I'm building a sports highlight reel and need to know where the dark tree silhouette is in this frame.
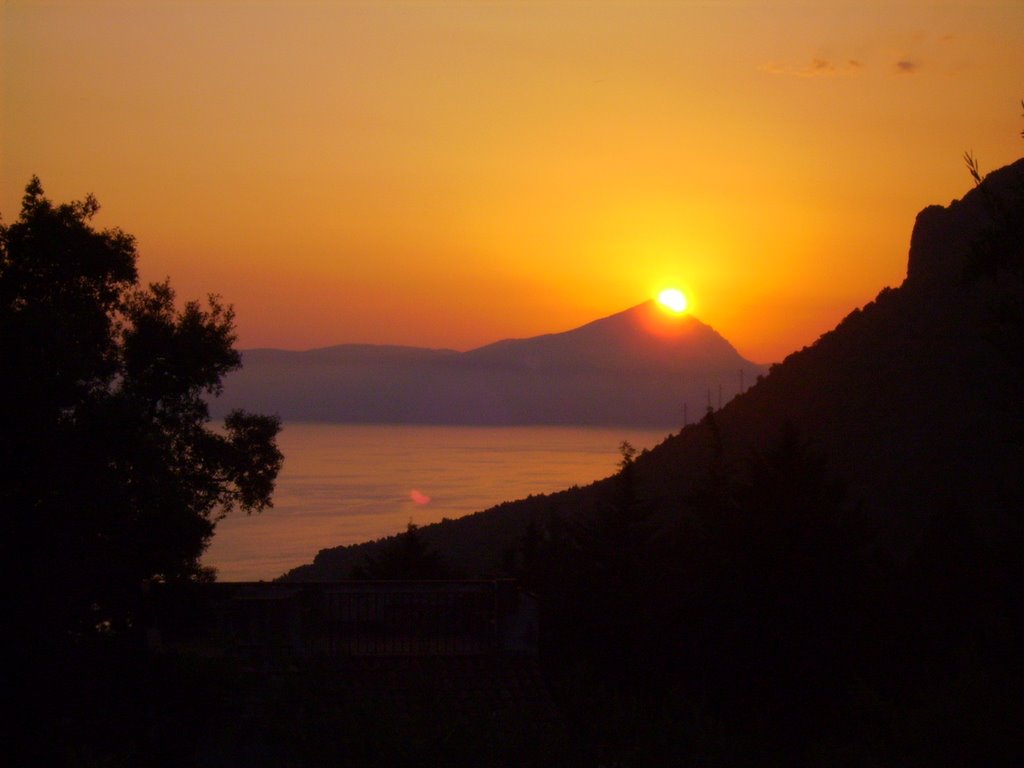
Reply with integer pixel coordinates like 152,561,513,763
1,177,283,637
352,522,453,579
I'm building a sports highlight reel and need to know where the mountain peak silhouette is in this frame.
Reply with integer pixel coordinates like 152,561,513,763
907,157,1024,289
217,302,765,426
463,300,750,372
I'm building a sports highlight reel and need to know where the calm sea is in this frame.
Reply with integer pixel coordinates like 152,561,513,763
203,422,671,581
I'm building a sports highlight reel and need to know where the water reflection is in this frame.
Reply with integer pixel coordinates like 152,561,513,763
204,422,669,580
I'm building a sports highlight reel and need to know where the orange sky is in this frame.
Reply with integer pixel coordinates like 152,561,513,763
2,1,1022,363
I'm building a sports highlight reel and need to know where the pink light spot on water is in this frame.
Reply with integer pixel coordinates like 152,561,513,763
410,489,431,505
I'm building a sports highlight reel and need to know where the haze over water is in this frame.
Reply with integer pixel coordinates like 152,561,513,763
204,422,670,581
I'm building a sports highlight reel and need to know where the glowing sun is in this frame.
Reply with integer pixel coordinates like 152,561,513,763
657,288,688,314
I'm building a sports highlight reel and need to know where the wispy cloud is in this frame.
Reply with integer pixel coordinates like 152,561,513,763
763,53,931,78
762,57,864,78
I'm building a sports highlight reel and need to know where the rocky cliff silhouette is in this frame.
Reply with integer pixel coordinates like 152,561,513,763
216,301,765,427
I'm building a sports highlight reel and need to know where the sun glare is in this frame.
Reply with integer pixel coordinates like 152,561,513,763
657,288,688,314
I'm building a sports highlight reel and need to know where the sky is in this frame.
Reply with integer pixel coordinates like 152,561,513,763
2,1,1022,364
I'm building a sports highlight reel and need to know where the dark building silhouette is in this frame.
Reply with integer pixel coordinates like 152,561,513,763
145,580,557,737
148,579,538,661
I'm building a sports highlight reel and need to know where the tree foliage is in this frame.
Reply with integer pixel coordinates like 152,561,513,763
1,177,282,634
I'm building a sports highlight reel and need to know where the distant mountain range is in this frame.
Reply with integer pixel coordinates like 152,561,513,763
285,156,1024,581
215,301,766,427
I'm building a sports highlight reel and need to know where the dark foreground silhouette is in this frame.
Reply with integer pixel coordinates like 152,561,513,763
11,157,1024,765
2,180,285,763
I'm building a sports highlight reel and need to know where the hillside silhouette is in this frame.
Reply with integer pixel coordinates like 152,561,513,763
285,158,1024,764
290,157,1023,579
215,301,765,427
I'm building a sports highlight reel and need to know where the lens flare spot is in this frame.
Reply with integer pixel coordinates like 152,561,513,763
657,288,688,313
410,489,431,505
